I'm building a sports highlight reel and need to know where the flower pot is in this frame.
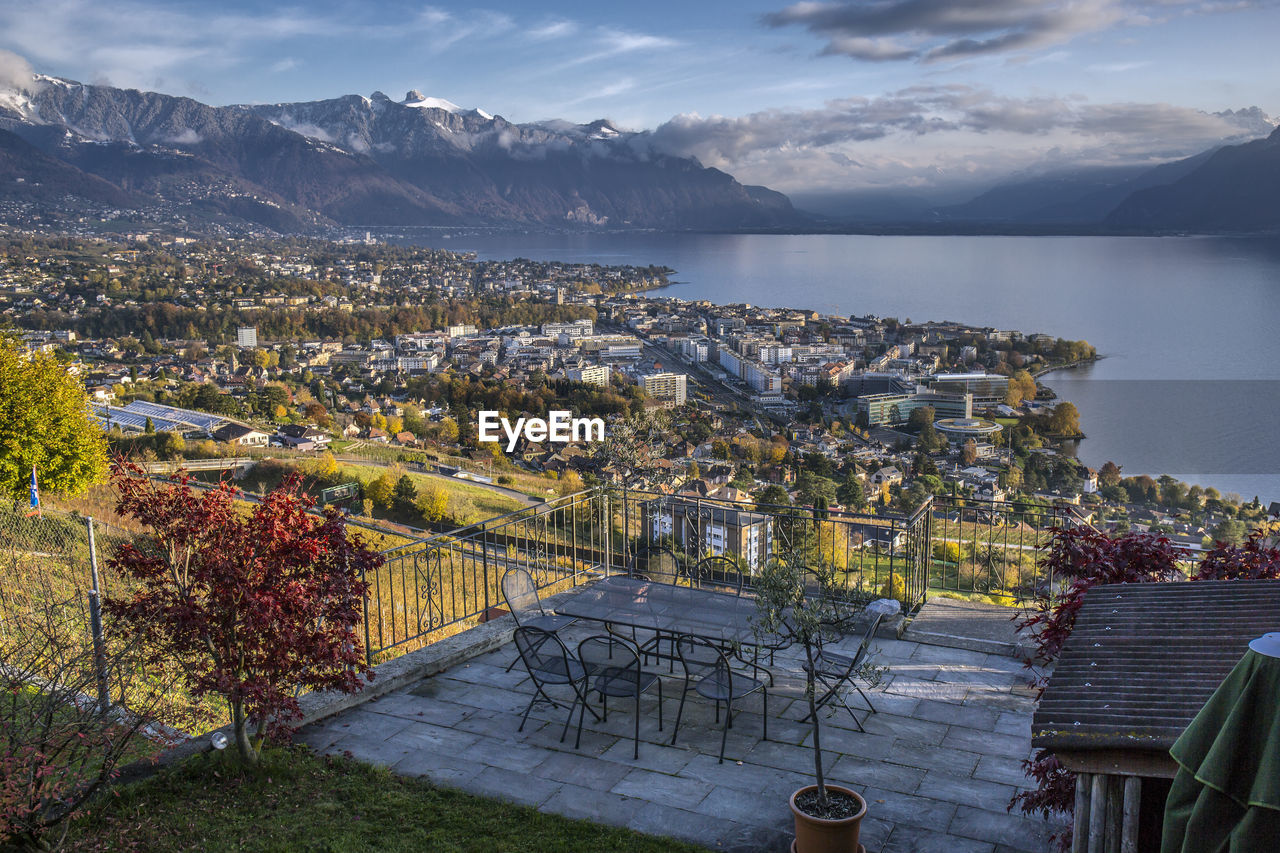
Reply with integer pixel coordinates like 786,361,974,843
789,784,867,853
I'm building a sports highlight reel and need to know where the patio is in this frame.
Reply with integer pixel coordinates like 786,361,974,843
297,587,1065,852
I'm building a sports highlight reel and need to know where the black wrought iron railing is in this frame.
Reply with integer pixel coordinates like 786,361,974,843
360,486,938,662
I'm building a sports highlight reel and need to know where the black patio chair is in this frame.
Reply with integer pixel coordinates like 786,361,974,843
671,634,767,763
502,567,576,671
798,610,885,732
692,555,745,596
620,544,684,656
512,626,595,742
575,635,664,759
627,544,685,584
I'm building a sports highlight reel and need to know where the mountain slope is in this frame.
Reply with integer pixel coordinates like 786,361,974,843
0,78,800,231
1106,126,1280,231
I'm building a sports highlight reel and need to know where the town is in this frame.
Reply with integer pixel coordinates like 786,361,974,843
4,231,1268,553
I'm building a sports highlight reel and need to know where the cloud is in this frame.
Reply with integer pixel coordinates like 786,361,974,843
0,48,36,92
762,0,1259,62
644,86,1276,191
0,0,519,99
527,20,578,40
270,58,299,73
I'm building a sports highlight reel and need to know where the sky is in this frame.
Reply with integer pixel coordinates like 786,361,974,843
1,0,1278,199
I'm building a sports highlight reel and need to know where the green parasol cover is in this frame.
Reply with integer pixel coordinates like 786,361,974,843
1162,645,1280,853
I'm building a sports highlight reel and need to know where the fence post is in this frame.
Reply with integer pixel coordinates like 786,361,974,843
480,522,491,616
85,517,112,713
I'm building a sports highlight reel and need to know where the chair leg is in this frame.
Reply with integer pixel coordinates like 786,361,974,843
718,701,730,763
854,684,877,714
657,680,664,731
671,682,689,745
633,693,641,760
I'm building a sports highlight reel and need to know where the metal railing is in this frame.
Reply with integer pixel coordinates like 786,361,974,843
360,486,937,662
927,494,1092,599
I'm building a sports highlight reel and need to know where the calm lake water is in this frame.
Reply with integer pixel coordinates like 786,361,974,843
389,230,1280,504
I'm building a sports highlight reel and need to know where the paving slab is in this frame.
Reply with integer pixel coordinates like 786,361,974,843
309,593,1062,852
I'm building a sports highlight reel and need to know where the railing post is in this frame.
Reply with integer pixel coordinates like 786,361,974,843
480,522,491,615
362,561,373,666
85,517,112,713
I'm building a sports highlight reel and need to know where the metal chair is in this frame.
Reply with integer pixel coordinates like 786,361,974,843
502,567,576,671
693,555,745,596
628,544,685,584
512,626,593,743
799,611,885,731
671,634,767,763
576,635,664,759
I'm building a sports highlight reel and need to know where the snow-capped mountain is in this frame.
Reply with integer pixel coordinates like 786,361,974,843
0,75,799,231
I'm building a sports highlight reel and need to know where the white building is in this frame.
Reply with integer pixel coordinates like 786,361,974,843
236,327,258,348
641,372,687,408
567,365,612,387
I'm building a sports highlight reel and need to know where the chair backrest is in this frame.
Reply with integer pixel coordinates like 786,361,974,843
675,634,733,690
577,635,644,695
826,610,885,673
629,545,683,585
514,625,574,683
502,568,544,625
693,555,744,596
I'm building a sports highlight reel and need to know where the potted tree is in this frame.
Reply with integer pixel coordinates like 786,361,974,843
752,556,884,853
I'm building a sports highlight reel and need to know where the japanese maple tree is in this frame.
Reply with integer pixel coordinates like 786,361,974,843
105,462,379,764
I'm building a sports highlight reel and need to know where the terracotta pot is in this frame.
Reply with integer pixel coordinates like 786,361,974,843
789,784,867,853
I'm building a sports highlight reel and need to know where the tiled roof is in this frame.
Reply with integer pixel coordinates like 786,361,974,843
1033,579,1280,753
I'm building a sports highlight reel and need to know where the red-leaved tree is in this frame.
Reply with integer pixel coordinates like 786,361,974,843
1193,533,1280,580
105,462,379,764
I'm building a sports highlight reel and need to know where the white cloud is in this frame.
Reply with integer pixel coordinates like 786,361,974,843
645,86,1277,191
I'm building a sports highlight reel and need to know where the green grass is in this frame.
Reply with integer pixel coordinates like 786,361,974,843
338,463,529,524
67,748,707,853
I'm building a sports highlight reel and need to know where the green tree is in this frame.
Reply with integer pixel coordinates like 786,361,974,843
754,484,792,510
836,472,866,510
0,336,108,502
1046,402,1082,436
392,474,418,513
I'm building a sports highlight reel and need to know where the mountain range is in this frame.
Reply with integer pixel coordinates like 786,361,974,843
0,77,797,232
0,74,1277,234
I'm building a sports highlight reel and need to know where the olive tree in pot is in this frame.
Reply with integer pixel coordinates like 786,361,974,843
752,556,885,853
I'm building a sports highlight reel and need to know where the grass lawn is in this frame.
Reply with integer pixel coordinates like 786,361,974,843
68,748,707,853
338,463,529,523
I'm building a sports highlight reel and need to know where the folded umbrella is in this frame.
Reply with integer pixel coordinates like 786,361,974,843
1162,632,1280,853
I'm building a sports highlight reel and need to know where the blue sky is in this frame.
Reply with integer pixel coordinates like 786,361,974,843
1,0,1278,195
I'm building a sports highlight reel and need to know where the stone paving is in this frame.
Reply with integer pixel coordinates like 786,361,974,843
299,610,1066,852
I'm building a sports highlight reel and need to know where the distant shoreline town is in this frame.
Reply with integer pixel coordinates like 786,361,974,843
4,229,1269,551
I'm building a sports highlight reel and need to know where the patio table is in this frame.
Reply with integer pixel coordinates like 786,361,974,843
556,575,764,647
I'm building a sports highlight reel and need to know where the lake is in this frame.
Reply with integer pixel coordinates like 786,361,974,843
388,229,1280,504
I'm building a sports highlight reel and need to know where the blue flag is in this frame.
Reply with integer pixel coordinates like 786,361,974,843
28,466,38,511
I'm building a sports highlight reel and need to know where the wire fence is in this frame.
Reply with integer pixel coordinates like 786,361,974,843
0,502,212,731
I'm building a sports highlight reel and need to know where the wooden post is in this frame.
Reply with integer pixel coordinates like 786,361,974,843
1121,776,1142,853
1088,773,1108,853
1104,775,1123,853
1073,773,1093,853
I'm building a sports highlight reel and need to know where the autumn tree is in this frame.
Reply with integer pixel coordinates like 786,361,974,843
105,465,378,765
0,335,108,502
416,484,450,522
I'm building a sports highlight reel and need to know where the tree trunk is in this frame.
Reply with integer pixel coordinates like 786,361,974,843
804,641,827,808
231,698,257,765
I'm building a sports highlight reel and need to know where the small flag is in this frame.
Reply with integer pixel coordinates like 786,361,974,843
25,466,40,517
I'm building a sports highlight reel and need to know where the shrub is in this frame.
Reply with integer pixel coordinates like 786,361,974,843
106,462,379,765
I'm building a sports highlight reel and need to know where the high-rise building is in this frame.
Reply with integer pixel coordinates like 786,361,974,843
642,372,687,408
236,327,258,348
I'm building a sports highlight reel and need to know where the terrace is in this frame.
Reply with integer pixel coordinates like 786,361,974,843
305,489,1074,851
2,487,1078,850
